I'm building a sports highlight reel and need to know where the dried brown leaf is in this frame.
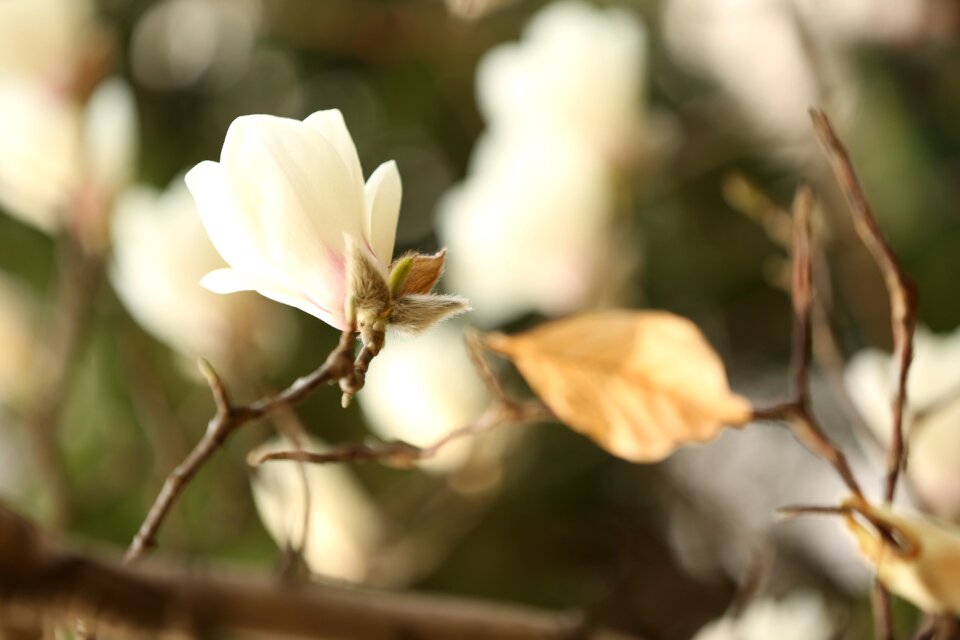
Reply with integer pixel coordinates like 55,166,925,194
845,499,960,615
485,310,751,462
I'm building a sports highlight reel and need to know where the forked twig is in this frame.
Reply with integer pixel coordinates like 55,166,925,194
124,330,359,563
810,109,917,505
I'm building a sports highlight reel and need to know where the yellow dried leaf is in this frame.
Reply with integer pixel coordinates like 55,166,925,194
845,499,960,615
486,310,751,462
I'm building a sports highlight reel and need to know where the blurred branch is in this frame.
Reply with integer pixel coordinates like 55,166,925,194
809,108,918,505
0,502,640,640
752,186,863,500
255,399,551,468
26,236,104,528
124,329,362,563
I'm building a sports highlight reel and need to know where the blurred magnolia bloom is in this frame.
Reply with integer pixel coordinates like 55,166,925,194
0,273,37,405
477,1,648,162
131,0,262,91
358,323,490,473
187,109,466,341
439,133,615,325
111,178,292,370
0,76,138,242
663,0,840,150
0,0,134,243
792,0,929,44
250,436,384,582
438,1,650,325
665,397,876,590
845,326,960,519
0,0,95,80
693,591,834,640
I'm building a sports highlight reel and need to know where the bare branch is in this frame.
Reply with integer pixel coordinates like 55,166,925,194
790,185,815,402
124,329,359,564
0,503,640,640
810,109,918,505
255,400,552,469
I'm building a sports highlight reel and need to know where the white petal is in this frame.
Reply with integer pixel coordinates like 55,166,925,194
202,268,347,330
364,160,401,265
185,160,271,275
220,114,364,283
303,109,365,192
199,267,256,294
83,77,139,196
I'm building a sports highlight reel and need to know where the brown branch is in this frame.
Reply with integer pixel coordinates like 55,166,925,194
809,109,918,505
254,400,552,469
123,329,359,564
26,238,104,528
791,186,815,402
751,185,864,499
0,503,640,640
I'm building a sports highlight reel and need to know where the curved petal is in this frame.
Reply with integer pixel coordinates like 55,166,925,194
364,160,401,265
220,114,364,279
201,268,347,330
303,109,365,193
186,160,271,275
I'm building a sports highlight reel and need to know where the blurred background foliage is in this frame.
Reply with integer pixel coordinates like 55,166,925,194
2,0,960,637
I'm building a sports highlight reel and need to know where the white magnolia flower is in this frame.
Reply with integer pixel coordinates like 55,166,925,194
439,133,614,325
358,323,490,472
186,109,467,342
693,592,834,640
111,178,292,370
663,0,836,149
477,0,647,161
250,436,383,582
0,77,139,238
0,0,94,80
0,0,136,239
846,326,960,518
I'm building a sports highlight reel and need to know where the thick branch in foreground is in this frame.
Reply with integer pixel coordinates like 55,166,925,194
124,330,358,563
810,109,917,505
0,504,638,640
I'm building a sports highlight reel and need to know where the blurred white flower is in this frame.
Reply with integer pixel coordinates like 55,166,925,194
663,0,833,150
438,1,648,325
186,109,403,331
111,177,292,370
359,323,490,472
477,0,647,161
440,133,614,325
0,273,37,405
0,0,94,80
131,0,262,91
663,0,930,151
0,0,135,241
0,77,139,240
693,591,834,640
845,326,960,518
250,435,384,582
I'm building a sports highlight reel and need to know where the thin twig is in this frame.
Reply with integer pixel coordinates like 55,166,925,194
255,400,552,469
123,330,359,564
751,186,864,499
810,109,918,505
26,239,104,528
790,186,815,402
